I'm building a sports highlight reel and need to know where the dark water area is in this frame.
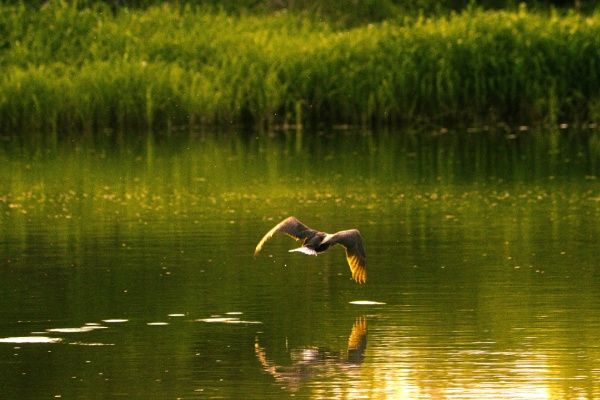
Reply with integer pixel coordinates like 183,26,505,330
1,127,599,399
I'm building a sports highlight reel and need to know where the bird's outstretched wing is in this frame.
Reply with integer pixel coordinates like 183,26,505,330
323,229,367,284
254,217,316,258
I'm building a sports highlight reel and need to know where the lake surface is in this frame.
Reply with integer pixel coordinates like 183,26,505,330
1,127,599,399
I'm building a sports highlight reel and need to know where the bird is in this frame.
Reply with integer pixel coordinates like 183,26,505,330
254,216,367,284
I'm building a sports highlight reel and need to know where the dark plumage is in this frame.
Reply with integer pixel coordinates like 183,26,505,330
254,216,367,284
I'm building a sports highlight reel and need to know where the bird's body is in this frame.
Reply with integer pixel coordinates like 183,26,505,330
254,217,367,284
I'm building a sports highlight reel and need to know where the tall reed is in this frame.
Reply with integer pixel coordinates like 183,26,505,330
1,1,600,134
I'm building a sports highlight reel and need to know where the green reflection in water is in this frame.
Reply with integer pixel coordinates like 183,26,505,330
2,128,598,255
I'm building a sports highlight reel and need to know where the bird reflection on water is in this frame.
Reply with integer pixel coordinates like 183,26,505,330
254,317,368,391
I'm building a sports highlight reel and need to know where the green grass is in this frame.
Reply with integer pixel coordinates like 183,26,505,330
1,1,600,134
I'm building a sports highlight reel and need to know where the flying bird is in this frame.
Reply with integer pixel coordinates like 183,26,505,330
254,216,367,284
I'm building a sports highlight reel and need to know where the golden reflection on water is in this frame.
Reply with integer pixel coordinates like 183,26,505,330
254,312,593,399
352,310,599,399
370,350,554,399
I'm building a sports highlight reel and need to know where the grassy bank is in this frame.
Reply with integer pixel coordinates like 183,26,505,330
1,1,600,133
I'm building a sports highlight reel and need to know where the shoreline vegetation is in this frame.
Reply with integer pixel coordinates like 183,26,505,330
1,1,600,134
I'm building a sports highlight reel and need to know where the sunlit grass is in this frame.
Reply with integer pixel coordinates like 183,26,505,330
1,1,600,132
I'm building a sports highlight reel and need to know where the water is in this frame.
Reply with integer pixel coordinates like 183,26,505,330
1,127,599,399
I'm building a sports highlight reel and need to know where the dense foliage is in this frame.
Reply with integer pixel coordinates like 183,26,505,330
1,1,599,133
3,0,599,17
